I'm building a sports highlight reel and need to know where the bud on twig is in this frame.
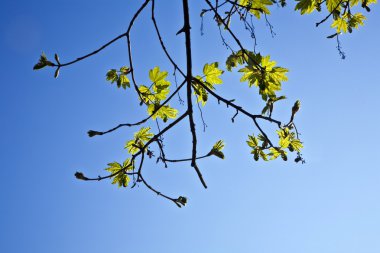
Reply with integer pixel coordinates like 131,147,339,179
75,172,89,180
177,196,187,206
54,67,60,78
54,53,60,65
289,100,301,124
87,130,103,137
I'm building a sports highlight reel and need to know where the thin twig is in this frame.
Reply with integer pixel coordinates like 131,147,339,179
88,79,186,136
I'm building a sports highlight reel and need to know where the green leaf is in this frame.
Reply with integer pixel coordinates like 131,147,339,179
120,66,130,74
139,67,171,105
226,50,250,71
125,139,142,155
149,66,170,87
348,13,366,29
268,147,282,160
125,127,154,155
139,85,156,104
122,158,134,170
193,78,208,106
239,0,273,19
272,95,286,102
134,127,154,142
261,104,271,115
107,162,122,170
238,52,288,101
209,140,225,159
252,148,260,161
247,134,259,148
105,162,130,188
106,66,131,89
106,69,118,83
148,103,178,122
329,11,367,34
331,16,348,33
289,139,304,152
277,128,291,149
192,63,223,106
153,86,170,101
203,62,224,86
118,74,130,89
326,0,341,12
295,0,316,14
259,150,268,161
33,52,53,70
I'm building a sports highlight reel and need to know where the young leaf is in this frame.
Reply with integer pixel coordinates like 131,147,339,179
331,16,348,33
239,0,273,19
105,162,130,188
33,52,54,70
118,74,130,89
125,127,154,154
208,140,225,159
147,103,178,122
247,134,259,148
289,139,304,152
268,147,282,160
106,69,118,83
149,67,170,91
134,127,154,142
295,0,316,14
203,62,224,86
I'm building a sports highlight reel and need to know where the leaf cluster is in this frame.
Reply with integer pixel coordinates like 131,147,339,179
247,126,303,162
193,62,224,106
139,67,178,122
125,127,154,155
208,140,225,159
105,159,134,188
106,66,131,89
295,0,376,36
226,50,288,101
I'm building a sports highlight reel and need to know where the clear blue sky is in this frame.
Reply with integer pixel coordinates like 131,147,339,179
1,1,380,253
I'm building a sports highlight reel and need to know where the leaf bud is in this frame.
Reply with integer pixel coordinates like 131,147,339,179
87,130,103,137
177,196,187,206
292,100,301,115
75,172,88,180
54,53,60,64
54,67,60,79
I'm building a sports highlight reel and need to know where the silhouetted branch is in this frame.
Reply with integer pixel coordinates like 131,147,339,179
204,0,263,70
88,79,186,137
151,0,186,78
163,154,211,163
316,0,344,27
51,0,151,68
182,0,208,189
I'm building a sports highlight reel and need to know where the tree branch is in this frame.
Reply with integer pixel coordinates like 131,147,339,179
182,0,208,189
88,79,186,137
51,0,151,68
151,0,186,78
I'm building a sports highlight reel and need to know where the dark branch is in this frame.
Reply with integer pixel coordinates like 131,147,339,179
52,0,151,68
151,0,186,78
88,79,186,137
182,0,208,189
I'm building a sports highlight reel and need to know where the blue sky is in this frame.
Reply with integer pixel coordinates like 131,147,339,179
1,1,380,253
